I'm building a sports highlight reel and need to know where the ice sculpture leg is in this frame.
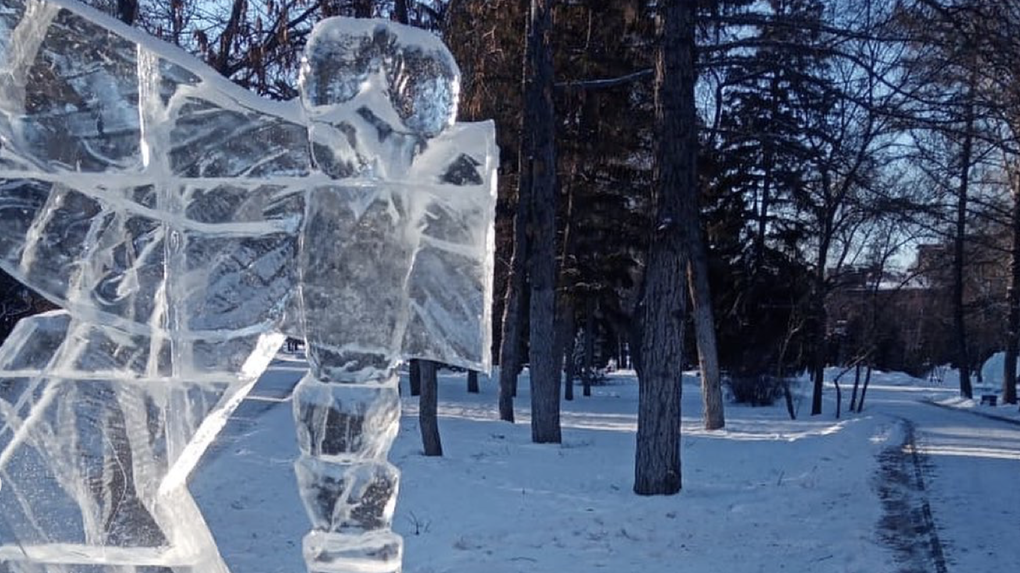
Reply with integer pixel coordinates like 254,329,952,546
292,186,415,573
0,311,278,572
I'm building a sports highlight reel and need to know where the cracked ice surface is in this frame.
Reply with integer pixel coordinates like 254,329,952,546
0,1,497,572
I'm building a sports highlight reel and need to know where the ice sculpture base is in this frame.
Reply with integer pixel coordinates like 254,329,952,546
303,530,403,573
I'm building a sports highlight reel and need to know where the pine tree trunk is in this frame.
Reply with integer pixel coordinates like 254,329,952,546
634,0,693,497
409,359,421,396
954,102,975,400
467,370,479,393
419,360,443,456
525,0,560,444
687,231,724,430
1004,174,1020,405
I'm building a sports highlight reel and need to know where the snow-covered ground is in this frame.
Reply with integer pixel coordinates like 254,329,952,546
191,355,1020,573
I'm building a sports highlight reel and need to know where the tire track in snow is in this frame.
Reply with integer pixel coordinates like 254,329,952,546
875,419,948,573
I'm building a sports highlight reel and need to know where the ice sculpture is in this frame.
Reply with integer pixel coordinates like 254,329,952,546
0,1,497,572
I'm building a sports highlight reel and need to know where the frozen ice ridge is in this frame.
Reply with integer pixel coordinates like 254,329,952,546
0,1,497,572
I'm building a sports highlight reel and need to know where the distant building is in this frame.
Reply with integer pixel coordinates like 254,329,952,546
826,234,1008,377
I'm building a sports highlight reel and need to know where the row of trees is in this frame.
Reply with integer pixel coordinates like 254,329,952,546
1,0,1016,495
448,0,1020,493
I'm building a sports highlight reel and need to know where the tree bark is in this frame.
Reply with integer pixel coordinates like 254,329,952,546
393,0,409,24
1004,170,1020,405
583,298,595,397
497,226,524,421
116,0,138,25
753,74,780,269
850,362,862,412
495,1,538,424
467,370,480,394
525,0,560,444
856,363,873,413
687,230,724,430
556,297,576,401
565,312,580,399
354,0,373,18
419,360,443,456
810,172,834,416
409,359,421,396
953,99,975,400
215,0,247,75
809,269,828,415
634,0,693,497
833,374,842,419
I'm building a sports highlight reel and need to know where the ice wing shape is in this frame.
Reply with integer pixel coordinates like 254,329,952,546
400,122,497,371
0,2,306,569
0,0,497,371
0,0,309,342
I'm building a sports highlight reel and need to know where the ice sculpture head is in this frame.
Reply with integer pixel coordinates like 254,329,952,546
299,19,459,138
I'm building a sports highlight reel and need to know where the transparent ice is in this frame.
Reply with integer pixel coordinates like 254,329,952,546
0,1,497,572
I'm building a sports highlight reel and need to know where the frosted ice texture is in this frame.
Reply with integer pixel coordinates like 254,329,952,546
0,1,497,572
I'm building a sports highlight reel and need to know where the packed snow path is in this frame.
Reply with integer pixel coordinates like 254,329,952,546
866,383,1020,573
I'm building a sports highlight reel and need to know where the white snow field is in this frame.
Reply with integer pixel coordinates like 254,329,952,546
192,355,1020,573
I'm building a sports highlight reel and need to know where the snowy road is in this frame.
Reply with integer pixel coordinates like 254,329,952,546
867,384,1020,573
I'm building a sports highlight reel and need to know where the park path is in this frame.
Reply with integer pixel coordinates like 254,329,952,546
868,385,1020,573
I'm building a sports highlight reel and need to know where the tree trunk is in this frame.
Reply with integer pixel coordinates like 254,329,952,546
116,0,138,25
687,231,724,430
495,0,538,424
555,296,576,401
393,0,409,24
354,0,373,18
409,359,421,396
754,74,779,268
782,380,796,420
497,231,525,421
1004,170,1020,405
856,363,873,413
524,0,560,444
953,97,975,400
809,258,829,415
419,360,443,456
583,299,595,397
634,0,693,497
850,363,861,412
467,370,479,394
555,170,578,403
833,375,842,419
